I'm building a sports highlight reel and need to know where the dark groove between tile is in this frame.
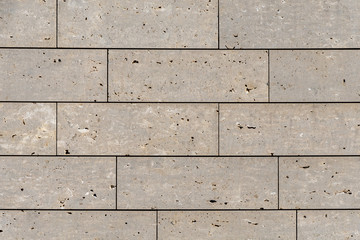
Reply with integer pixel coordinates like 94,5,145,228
1,101,360,104
0,208,357,211
1,155,360,157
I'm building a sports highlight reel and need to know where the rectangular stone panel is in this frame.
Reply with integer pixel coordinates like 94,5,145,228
298,210,360,239
0,49,107,101
0,157,116,209
220,104,360,155
0,0,56,47
0,211,156,239
117,157,277,209
271,50,360,102
220,0,360,48
158,211,296,239
0,103,56,155
279,157,360,209
58,0,218,48
109,50,268,102
58,103,218,155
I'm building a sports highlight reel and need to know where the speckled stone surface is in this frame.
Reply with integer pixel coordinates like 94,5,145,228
220,0,360,48
280,157,360,209
117,157,277,209
0,211,156,239
109,50,268,102
0,157,116,209
58,103,218,155
0,0,56,47
298,210,360,239
0,103,56,155
220,104,360,155
58,0,218,48
0,49,107,101
158,211,296,239
271,50,360,102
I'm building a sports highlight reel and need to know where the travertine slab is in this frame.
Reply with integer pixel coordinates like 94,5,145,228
58,104,218,155
0,103,56,155
299,211,360,239
117,157,277,209
158,211,296,239
220,104,360,155
109,50,268,102
0,157,116,209
0,49,107,101
0,211,155,239
0,0,56,47
280,157,360,209
271,50,360,102
58,0,217,48
220,0,360,48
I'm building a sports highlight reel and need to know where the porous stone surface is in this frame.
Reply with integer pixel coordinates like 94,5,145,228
220,104,360,155
109,50,268,102
0,49,107,101
58,103,218,155
0,211,156,239
158,211,296,239
117,157,277,209
0,103,56,155
0,157,116,209
58,0,218,48
271,50,360,102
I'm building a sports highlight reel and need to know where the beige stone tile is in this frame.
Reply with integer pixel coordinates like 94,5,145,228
220,104,360,155
299,210,360,239
0,0,56,47
58,0,217,48
109,50,268,102
0,103,56,155
0,157,116,209
271,50,360,102
117,157,277,209
0,211,156,239
158,211,296,239
220,0,360,48
58,103,218,155
0,49,107,101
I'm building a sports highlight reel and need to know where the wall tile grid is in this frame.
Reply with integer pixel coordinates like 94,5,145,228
0,0,359,239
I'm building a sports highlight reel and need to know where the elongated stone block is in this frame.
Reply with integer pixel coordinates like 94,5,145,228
109,50,268,102
271,50,360,102
0,211,156,239
220,104,360,155
58,103,218,155
0,0,56,47
58,0,217,48
117,157,277,209
0,49,107,101
158,211,296,239
0,157,116,209
0,103,56,155
220,0,360,48
299,210,360,239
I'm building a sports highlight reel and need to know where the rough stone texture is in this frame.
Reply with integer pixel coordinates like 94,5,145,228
58,103,218,155
158,211,296,239
220,104,360,155
0,0,56,47
280,157,360,209
0,211,156,239
0,157,116,209
109,50,268,102
58,0,218,48
298,210,360,239
117,157,277,209
220,0,360,48
0,49,107,101
0,103,56,155
271,50,360,102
